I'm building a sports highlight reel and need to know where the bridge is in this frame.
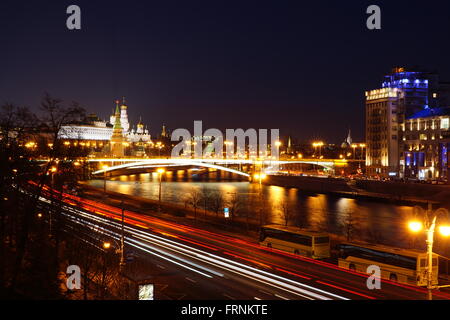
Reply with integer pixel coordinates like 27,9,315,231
88,158,348,178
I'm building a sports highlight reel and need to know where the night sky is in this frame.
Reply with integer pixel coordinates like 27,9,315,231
1,0,450,143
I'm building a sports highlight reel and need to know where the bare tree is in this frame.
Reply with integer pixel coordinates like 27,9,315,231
341,210,359,242
210,191,225,217
278,200,294,227
186,188,202,220
227,193,242,221
199,186,211,216
9,94,85,293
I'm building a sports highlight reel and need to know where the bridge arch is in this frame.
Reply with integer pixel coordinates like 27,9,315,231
92,159,251,178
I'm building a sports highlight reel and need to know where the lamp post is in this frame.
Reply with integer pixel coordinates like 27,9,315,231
408,203,450,300
102,165,109,195
49,166,57,236
318,142,324,158
156,142,164,157
359,143,366,161
253,171,267,227
275,141,282,156
351,144,358,160
119,200,126,272
157,168,165,212
312,141,324,158
224,141,233,158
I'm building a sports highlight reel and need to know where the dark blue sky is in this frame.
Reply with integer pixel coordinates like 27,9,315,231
1,0,450,143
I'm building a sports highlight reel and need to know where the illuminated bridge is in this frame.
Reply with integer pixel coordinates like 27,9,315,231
88,158,348,178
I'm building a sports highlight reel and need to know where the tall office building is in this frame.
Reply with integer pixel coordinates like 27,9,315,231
365,67,443,177
365,87,401,176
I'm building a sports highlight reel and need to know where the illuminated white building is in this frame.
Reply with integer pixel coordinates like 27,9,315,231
59,114,113,141
128,117,151,143
59,99,151,145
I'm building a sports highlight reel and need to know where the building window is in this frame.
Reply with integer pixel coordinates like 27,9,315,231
441,118,449,130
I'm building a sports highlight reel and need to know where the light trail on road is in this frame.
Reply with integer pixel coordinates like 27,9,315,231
55,199,349,300
29,183,450,300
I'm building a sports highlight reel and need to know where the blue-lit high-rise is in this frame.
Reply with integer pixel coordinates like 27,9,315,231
365,67,449,178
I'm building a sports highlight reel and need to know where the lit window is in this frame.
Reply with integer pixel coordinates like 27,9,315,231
441,118,449,130
433,93,437,98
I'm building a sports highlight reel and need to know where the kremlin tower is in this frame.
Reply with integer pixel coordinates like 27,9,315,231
110,101,125,157
120,97,130,134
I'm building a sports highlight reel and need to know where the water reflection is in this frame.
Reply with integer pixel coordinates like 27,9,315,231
89,174,421,248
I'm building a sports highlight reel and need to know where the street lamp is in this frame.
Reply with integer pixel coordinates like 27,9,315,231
103,241,111,250
312,142,324,158
253,168,267,226
48,166,57,236
351,144,358,160
157,168,165,212
359,143,366,161
224,141,233,158
156,142,164,157
119,200,126,271
274,141,282,159
102,165,109,195
408,203,450,300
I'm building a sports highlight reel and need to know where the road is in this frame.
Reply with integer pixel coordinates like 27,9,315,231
38,187,450,300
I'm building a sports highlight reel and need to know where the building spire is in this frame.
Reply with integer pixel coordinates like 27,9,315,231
114,100,120,116
346,129,352,145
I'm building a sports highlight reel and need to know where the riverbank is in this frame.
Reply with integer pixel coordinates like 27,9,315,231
265,175,450,206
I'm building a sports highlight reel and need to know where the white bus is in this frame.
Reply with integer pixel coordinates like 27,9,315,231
337,242,438,286
259,225,330,259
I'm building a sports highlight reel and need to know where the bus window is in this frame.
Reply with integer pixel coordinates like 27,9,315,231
420,258,438,267
314,236,329,244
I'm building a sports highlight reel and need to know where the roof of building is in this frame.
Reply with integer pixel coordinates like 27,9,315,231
407,106,450,119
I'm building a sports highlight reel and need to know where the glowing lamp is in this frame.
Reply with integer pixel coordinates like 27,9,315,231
408,221,423,233
439,225,450,237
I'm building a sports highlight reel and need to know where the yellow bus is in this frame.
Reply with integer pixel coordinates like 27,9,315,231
337,242,438,286
259,225,330,259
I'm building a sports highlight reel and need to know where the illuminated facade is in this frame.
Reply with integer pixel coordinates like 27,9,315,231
60,100,151,142
128,117,151,143
365,87,401,176
366,67,450,178
402,107,450,180
58,99,152,156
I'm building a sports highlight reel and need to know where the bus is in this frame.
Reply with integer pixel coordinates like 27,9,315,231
259,225,330,259
337,242,438,286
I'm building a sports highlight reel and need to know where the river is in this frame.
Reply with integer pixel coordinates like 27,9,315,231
85,172,441,251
